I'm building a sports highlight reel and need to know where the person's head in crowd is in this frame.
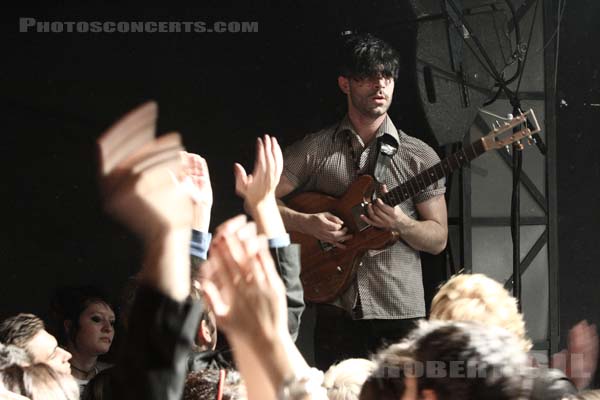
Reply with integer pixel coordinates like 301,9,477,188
565,390,600,399
324,358,376,400
0,314,71,374
430,273,533,352
0,363,78,400
337,33,400,119
0,343,31,370
190,279,217,352
51,286,115,379
360,320,532,400
183,369,244,400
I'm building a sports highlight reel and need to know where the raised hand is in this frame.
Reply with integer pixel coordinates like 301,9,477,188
97,102,193,300
567,320,598,389
234,135,283,208
201,215,288,343
234,135,286,238
179,151,212,231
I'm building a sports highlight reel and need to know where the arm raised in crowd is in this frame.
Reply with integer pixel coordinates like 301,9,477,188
97,102,202,400
202,215,326,400
233,134,304,339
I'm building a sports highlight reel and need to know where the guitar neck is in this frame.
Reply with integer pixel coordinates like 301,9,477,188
380,138,487,207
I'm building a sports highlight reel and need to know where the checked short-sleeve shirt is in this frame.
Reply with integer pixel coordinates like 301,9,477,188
283,115,445,320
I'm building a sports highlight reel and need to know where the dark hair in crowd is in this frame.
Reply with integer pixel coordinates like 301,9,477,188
50,285,113,346
338,33,400,80
361,321,532,400
410,321,531,400
183,369,242,400
0,313,44,349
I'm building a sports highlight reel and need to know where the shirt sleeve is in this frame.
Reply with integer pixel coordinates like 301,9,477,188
190,230,211,260
282,132,322,190
405,138,446,204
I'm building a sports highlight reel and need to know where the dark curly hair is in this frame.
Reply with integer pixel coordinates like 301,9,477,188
338,33,400,80
183,369,242,400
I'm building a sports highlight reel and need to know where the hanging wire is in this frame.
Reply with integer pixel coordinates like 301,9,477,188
501,0,523,86
515,0,541,96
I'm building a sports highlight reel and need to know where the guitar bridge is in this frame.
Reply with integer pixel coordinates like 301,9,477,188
351,203,370,232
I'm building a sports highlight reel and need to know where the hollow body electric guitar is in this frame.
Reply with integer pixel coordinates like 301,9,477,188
288,110,541,303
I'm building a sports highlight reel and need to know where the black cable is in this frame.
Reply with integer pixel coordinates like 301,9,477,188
502,0,524,85
516,0,541,96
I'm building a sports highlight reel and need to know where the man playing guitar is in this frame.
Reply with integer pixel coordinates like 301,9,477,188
275,33,448,370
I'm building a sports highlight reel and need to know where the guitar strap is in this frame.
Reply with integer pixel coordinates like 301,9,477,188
373,133,399,184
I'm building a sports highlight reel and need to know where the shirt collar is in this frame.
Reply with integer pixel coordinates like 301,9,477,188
337,114,401,146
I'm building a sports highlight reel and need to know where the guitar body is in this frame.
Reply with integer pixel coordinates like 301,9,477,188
288,175,397,303
286,109,541,303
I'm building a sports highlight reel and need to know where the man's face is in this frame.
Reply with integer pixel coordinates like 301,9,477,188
339,74,395,119
26,329,72,374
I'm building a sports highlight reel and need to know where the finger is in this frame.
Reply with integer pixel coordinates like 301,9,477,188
360,212,382,228
236,223,260,263
263,134,274,174
254,136,266,175
216,234,251,284
248,238,270,284
197,156,210,179
256,241,280,289
329,227,350,238
236,221,258,242
233,163,249,197
321,219,343,231
374,198,395,215
381,184,389,194
209,240,240,288
272,136,284,178
214,214,248,239
201,280,229,321
324,213,344,226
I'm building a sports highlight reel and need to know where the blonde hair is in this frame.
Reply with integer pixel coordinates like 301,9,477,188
0,363,78,400
323,358,376,400
430,273,532,352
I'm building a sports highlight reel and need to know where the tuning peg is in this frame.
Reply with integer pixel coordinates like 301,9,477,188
507,113,514,120
505,144,511,154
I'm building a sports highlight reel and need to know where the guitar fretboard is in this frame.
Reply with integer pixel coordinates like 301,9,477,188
380,138,486,207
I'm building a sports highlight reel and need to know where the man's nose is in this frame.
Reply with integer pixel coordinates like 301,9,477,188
372,76,388,88
60,348,72,362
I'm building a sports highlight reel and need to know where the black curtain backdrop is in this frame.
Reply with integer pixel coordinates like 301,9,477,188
1,1,438,322
556,0,600,350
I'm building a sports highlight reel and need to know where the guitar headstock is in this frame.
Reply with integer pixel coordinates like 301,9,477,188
480,109,541,151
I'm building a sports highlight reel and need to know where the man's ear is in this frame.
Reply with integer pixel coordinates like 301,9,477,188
338,76,350,94
200,320,212,344
63,320,72,335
